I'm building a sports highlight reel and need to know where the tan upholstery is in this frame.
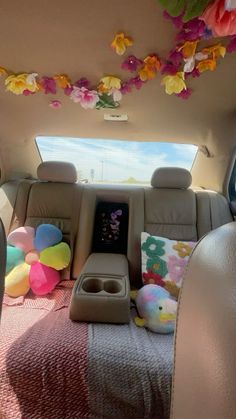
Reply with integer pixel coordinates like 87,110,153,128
0,165,233,282
37,161,77,183
0,218,6,321
8,162,82,279
195,189,233,238
145,168,197,241
73,185,144,285
171,222,236,419
151,167,192,189
25,183,81,243
0,180,34,234
144,188,197,240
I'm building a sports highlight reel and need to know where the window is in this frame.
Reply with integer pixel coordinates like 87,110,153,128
36,136,197,185
229,160,236,201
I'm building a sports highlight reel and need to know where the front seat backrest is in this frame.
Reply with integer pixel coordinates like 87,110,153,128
0,218,6,321
171,222,236,419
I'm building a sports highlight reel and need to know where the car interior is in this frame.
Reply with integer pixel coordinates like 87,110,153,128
0,1,236,418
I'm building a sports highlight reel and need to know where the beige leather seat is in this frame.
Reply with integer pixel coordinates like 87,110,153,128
144,167,198,241
13,161,82,278
171,222,236,419
0,179,34,234
195,189,233,237
144,167,233,242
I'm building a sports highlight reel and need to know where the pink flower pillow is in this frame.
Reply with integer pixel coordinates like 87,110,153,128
141,232,196,300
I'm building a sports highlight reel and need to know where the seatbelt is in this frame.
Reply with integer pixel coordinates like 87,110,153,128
0,218,6,321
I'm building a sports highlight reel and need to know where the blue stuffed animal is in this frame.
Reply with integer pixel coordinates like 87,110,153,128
134,284,177,334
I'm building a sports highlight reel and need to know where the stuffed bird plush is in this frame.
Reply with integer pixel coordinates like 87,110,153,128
134,284,177,334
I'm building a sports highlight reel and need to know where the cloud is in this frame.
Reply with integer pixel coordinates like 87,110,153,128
36,137,197,182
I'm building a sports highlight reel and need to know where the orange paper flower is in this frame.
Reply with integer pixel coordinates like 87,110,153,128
197,59,217,73
201,44,226,60
53,74,71,89
178,41,198,59
111,32,133,56
139,55,161,81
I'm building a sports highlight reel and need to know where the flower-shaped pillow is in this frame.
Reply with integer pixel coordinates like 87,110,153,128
5,224,71,297
141,232,196,300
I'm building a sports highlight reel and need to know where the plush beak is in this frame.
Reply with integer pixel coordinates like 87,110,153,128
159,313,176,323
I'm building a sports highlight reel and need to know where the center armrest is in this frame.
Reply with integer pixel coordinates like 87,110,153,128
69,253,130,324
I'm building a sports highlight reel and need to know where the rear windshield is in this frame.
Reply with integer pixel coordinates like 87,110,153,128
36,136,197,185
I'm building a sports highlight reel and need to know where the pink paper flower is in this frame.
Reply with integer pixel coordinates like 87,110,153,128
23,89,35,96
49,100,62,109
201,0,236,37
128,76,144,90
185,68,200,79
161,63,179,75
64,86,73,96
74,78,90,88
176,88,192,99
120,81,132,94
40,77,57,94
227,35,236,52
167,255,188,283
121,55,143,72
70,86,99,109
176,18,206,42
168,49,183,66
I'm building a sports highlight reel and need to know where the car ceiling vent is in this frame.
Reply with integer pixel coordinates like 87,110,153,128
104,114,128,122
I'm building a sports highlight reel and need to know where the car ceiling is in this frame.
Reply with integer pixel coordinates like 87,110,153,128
0,0,236,150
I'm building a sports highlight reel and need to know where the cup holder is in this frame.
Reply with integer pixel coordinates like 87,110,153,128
104,280,122,294
82,278,103,293
81,277,122,294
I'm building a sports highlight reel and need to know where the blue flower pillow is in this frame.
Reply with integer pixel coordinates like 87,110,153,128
141,232,196,300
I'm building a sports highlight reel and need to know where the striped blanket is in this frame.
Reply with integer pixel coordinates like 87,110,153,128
0,281,173,419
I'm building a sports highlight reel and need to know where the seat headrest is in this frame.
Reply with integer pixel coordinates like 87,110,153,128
151,167,192,189
37,161,77,183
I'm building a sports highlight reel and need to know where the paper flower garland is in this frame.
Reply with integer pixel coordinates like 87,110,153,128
0,31,161,109
1,1,236,106
5,224,71,297
158,0,235,99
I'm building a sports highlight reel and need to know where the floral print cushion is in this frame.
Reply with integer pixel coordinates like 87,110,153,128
141,232,196,300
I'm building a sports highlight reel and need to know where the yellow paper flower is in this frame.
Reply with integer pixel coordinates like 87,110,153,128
100,76,121,91
97,82,109,94
5,73,31,95
197,59,217,73
161,72,186,95
201,44,226,60
178,41,198,59
111,32,133,56
53,74,71,89
139,55,161,82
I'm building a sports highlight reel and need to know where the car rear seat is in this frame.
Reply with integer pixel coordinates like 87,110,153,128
144,167,233,244
0,164,233,283
6,161,83,278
